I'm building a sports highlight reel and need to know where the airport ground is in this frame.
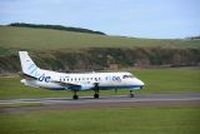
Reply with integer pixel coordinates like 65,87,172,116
0,67,199,134
0,96,199,134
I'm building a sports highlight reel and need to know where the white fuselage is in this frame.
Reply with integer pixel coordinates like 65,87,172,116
21,69,144,91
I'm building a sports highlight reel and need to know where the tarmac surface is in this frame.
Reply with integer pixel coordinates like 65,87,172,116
0,93,200,113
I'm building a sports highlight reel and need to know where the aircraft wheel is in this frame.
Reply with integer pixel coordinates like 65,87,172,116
73,95,78,100
129,90,134,98
94,93,99,99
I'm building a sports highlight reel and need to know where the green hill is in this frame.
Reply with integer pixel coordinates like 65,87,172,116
0,26,199,50
0,26,199,74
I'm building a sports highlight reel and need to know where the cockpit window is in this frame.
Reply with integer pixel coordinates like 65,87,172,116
123,75,128,79
123,74,134,79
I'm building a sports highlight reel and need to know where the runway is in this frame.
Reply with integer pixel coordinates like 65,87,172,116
1,93,200,105
0,93,200,113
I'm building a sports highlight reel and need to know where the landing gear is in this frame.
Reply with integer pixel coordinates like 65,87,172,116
94,83,100,99
73,91,79,100
94,93,99,99
73,95,78,100
129,90,134,98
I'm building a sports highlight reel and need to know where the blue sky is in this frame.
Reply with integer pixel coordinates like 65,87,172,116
0,0,199,38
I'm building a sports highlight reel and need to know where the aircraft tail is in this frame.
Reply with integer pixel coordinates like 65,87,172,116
18,51,40,77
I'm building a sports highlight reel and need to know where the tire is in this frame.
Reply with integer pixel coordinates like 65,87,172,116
73,95,78,100
94,93,99,99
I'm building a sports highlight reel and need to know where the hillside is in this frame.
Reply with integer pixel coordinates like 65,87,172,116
0,26,199,50
0,26,199,74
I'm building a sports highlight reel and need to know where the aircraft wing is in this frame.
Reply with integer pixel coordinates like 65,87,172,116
52,80,81,89
52,80,96,90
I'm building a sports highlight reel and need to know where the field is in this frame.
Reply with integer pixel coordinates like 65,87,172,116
0,26,199,51
1,106,199,134
0,26,200,134
0,68,199,134
0,67,199,99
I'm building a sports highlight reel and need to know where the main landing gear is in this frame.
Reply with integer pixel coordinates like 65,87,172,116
94,90,99,99
73,91,78,100
93,83,100,99
129,90,134,98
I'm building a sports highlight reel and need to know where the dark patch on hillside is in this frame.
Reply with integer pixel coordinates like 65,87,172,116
187,35,200,40
0,47,199,74
8,23,106,35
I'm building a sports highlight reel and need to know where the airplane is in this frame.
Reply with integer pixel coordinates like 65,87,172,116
19,51,144,99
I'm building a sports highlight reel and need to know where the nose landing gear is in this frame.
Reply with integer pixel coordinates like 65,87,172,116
73,91,79,100
94,83,100,99
94,92,99,99
129,90,134,98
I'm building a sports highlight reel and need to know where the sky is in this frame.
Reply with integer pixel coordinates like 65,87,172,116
0,0,199,38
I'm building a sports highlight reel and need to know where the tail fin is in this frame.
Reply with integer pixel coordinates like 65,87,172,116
18,51,40,77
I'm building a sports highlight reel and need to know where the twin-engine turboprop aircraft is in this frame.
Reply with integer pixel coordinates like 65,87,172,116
19,51,144,99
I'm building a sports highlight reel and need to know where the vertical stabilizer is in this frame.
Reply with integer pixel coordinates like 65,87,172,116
18,51,40,77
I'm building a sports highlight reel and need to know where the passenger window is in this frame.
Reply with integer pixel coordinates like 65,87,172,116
123,75,128,79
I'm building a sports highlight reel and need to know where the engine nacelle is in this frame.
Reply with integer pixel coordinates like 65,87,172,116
80,84,95,90
68,83,95,90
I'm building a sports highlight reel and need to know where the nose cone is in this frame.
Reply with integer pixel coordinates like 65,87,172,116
135,78,145,89
138,79,144,86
